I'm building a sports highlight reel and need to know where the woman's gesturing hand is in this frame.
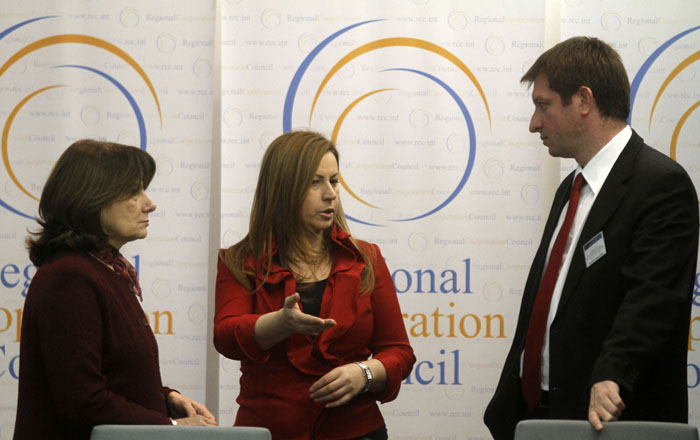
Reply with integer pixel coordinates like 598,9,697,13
254,292,336,350
280,292,336,335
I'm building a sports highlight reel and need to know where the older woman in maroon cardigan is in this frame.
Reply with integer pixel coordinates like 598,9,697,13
13,140,217,440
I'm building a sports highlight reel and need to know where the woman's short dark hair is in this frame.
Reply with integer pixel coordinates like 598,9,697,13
27,139,156,266
521,36,630,121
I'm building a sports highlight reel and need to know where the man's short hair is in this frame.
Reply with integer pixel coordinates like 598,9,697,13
521,36,630,121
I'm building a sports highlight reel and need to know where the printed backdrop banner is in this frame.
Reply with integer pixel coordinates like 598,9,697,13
0,1,216,439
1,1,700,439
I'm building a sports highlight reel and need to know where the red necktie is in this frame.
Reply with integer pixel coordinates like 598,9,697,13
522,173,585,413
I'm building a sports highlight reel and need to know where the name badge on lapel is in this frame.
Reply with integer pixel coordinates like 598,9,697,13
583,231,606,268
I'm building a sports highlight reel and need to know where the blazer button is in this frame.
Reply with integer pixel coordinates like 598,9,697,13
142,317,149,327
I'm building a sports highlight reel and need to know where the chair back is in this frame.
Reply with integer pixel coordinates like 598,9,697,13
515,420,699,440
90,425,272,440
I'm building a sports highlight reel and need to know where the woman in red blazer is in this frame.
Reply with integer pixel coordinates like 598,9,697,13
215,130,415,439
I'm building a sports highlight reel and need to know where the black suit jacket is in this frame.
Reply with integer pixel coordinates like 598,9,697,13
484,131,699,440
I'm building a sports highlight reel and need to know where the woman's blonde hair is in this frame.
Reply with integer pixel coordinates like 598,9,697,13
222,130,375,293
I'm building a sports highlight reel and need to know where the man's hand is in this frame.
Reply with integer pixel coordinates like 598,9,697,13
588,380,625,431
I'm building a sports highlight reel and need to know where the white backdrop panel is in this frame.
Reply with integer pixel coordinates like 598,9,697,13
1,1,698,439
0,1,215,438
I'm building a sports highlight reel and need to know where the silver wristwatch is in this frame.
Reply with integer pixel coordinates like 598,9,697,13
355,361,373,393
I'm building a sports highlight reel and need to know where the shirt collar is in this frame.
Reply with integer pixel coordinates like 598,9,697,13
577,125,632,195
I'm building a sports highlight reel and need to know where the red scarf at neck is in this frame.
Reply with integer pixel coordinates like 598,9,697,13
91,246,143,301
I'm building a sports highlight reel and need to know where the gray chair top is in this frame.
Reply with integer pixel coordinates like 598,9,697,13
90,425,271,440
515,420,699,440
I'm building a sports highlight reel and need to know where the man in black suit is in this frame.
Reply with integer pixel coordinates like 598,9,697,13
484,36,699,440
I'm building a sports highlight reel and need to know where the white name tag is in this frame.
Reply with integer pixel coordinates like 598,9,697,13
583,231,606,268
